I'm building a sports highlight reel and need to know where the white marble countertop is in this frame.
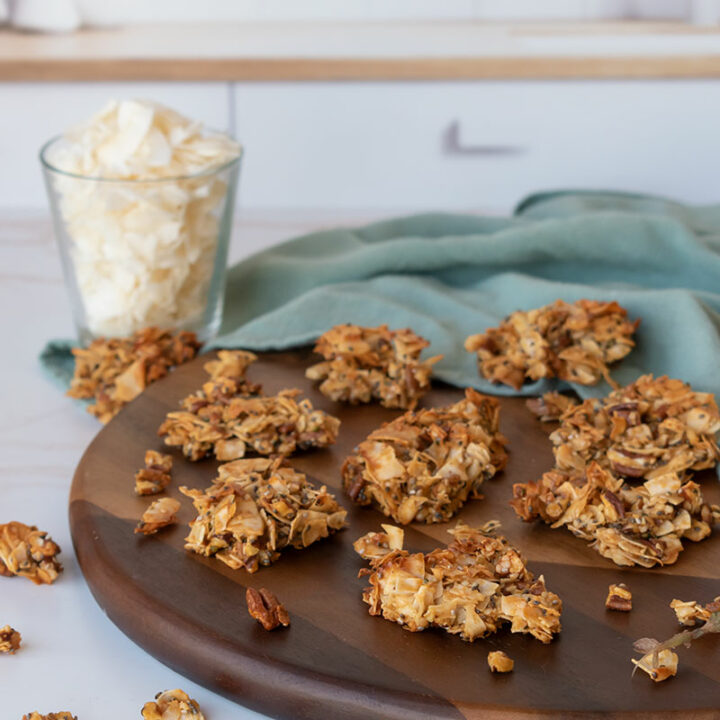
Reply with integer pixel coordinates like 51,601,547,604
0,207,393,719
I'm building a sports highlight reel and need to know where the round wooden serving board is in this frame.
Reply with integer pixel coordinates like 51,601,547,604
70,349,720,720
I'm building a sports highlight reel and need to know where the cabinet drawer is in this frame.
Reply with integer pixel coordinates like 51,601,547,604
234,80,720,211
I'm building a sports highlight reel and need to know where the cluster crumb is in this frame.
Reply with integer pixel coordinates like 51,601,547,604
135,498,181,535
181,457,347,573
246,587,291,631
464,299,638,389
342,388,507,524
606,583,633,612
487,650,514,673
671,596,720,626
159,350,340,461
526,391,578,422
22,714,77,720
0,522,62,585
0,625,21,654
67,327,201,423
141,689,205,719
632,648,679,683
354,522,562,643
135,450,173,495
306,323,442,409
514,375,720,568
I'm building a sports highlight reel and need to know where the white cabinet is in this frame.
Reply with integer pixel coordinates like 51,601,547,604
234,80,720,212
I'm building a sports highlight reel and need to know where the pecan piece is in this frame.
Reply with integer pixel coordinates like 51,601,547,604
0,625,21,653
606,583,632,612
246,587,291,631
487,650,514,673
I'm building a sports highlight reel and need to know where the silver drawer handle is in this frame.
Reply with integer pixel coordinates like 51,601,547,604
443,121,526,156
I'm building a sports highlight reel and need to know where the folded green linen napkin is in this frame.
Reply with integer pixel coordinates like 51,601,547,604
40,190,720,401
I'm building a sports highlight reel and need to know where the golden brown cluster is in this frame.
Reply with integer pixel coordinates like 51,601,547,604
159,351,339,461
342,389,507,524
632,648,678,683
606,583,633,612
306,324,441,409
67,327,201,423
246,587,291,631
465,299,638,390
135,450,173,496
135,498,181,535
487,650,514,673
545,375,720,480
512,462,719,568
22,714,77,720
354,522,562,643
670,596,720,626
0,625,21,654
0,522,62,585
141,689,205,720
181,458,347,573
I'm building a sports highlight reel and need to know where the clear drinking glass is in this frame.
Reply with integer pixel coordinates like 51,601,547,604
40,136,242,344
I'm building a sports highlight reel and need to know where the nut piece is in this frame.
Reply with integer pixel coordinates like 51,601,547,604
670,596,720,626
465,299,638,390
355,521,562,644
0,625,21,653
606,583,633,612
68,327,201,423
487,650,514,673
631,648,678,682
22,714,77,720
342,388,508,524
306,324,442,409
246,587,291,630
135,498,181,535
135,450,173,496
141,689,205,719
181,457,347,573
159,351,339,461
0,522,62,585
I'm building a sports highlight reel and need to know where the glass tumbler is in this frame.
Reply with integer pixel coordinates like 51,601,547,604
40,136,242,344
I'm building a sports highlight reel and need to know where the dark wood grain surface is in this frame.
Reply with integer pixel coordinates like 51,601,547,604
69,349,720,719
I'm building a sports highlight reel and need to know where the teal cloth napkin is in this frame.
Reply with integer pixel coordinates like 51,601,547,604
41,190,720,400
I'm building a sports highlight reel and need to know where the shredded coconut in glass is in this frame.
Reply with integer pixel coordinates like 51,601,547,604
46,100,241,338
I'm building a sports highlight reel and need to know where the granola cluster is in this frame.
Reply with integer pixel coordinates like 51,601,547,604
632,648,678,683
68,327,201,423
246,587,291,630
135,498,181,535
0,522,62,584
512,462,720,567
0,625,21,653
181,458,347,573
487,650,514,673
671,596,720,626
141,689,205,720
22,714,77,720
159,351,340,461
544,375,720,480
135,450,173,496
464,299,638,390
342,388,507,524
606,583,633,612
354,522,562,643
306,324,442,409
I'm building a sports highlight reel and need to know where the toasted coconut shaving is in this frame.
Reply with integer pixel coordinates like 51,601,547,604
548,375,720,480
67,327,201,423
342,388,507,524
0,625,21,654
0,522,62,585
306,324,442,409
487,650,514,672
354,522,562,643
631,649,678,682
671,596,720,626
141,689,205,720
159,351,339,461
606,583,633,612
135,450,173,495
512,462,720,568
181,458,347,573
465,299,638,390
135,498,181,535
22,714,77,720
